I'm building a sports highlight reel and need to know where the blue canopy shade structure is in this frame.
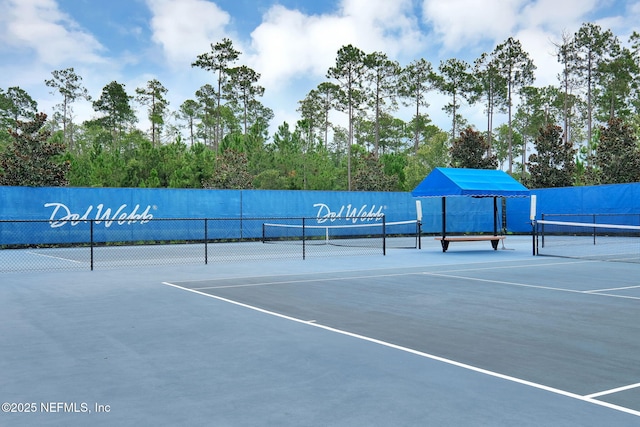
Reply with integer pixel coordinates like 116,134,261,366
411,168,530,252
411,167,530,198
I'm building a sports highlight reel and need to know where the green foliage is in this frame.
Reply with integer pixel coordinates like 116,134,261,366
363,51,401,155
266,122,304,189
224,65,265,134
92,81,136,136
492,37,536,172
303,146,341,190
403,130,449,190
253,169,288,189
586,118,640,184
191,38,241,150
298,82,338,149
432,58,475,140
202,149,253,189
178,99,201,145
45,67,91,149
493,124,522,169
328,44,368,190
450,127,497,169
380,153,406,190
0,87,37,134
136,79,169,146
8,32,640,191
65,126,216,188
473,52,507,149
398,58,434,152
573,23,616,145
526,124,576,188
352,153,398,191
595,44,639,123
0,113,69,186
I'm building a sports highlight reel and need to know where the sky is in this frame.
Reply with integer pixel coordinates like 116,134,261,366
1,0,638,140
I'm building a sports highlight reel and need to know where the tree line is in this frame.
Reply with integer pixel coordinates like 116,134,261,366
1,22,640,191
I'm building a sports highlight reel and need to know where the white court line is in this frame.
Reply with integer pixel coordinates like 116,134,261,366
165,256,583,285
586,383,640,399
426,259,596,275
423,272,585,294
162,259,506,285
423,272,640,301
584,285,640,293
185,258,593,290
586,292,640,301
26,250,85,264
192,272,424,290
161,280,640,418
192,259,640,299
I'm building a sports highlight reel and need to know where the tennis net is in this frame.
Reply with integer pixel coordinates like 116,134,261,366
535,219,640,263
262,218,421,249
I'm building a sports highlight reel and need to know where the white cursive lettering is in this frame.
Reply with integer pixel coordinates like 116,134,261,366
313,203,385,224
45,202,154,228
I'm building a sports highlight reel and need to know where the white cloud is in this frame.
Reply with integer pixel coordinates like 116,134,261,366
242,0,427,135
519,0,599,32
515,27,559,87
420,0,615,90
247,6,348,89
420,0,625,61
0,0,105,66
422,0,524,52
339,0,424,55
511,0,618,88
247,0,424,90
613,1,640,41
145,0,233,68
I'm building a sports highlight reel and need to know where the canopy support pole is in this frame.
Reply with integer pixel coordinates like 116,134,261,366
439,196,449,252
493,196,498,236
441,197,447,238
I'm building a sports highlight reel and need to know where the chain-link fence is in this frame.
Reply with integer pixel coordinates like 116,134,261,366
0,217,421,272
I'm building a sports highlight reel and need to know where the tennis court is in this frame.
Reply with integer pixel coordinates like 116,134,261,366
2,236,640,426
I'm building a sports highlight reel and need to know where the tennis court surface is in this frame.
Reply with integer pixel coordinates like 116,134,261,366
2,236,640,426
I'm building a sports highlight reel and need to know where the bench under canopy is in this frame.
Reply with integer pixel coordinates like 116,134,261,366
411,168,530,252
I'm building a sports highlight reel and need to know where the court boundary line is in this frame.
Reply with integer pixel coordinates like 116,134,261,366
190,261,600,292
586,382,640,399
197,264,640,302
191,272,425,290
187,259,597,291
419,259,596,274
584,285,640,293
26,250,86,264
423,272,640,301
166,258,596,287
162,280,640,418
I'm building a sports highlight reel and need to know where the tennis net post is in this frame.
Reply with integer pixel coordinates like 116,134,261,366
535,218,640,263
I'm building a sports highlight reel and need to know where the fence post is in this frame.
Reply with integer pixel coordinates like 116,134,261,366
541,213,545,248
302,217,306,260
382,215,386,256
204,219,208,265
90,220,94,271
